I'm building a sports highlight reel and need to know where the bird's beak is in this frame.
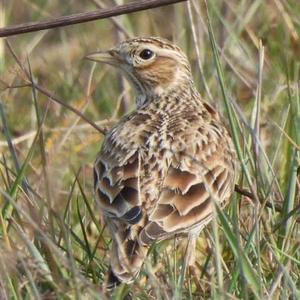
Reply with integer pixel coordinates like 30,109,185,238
85,49,122,66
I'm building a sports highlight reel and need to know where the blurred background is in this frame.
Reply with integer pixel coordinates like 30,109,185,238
0,0,299,299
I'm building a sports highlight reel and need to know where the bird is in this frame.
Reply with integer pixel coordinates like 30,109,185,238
86,37,237,288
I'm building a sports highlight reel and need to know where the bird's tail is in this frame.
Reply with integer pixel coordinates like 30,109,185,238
106,238,148,288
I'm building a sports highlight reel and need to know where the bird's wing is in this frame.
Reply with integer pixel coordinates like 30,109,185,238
94,108,163,224
139,115,237,245
94,133,142,225
93,118,151,284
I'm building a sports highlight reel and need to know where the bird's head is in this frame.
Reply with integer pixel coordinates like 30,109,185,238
86,37,193,106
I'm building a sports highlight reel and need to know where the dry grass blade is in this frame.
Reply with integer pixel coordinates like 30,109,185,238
5,40,107,135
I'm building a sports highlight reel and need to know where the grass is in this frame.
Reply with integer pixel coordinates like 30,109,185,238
0,0,300,299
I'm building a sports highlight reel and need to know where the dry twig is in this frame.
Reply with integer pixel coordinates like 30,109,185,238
0,0,187,37
5,40,107,134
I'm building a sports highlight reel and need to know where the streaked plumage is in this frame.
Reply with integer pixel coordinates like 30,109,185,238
87,37,237,287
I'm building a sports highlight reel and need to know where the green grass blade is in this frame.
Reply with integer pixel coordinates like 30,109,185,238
2,114,44,219
216,205,261,298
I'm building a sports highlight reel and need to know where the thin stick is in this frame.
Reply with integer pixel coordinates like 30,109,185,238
234,184,282,212
0,0,187,37
5,40,107,135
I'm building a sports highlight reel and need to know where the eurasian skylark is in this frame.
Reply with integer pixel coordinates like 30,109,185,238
87,37,237,287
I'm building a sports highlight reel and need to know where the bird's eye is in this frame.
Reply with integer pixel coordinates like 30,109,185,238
139,49,154,60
